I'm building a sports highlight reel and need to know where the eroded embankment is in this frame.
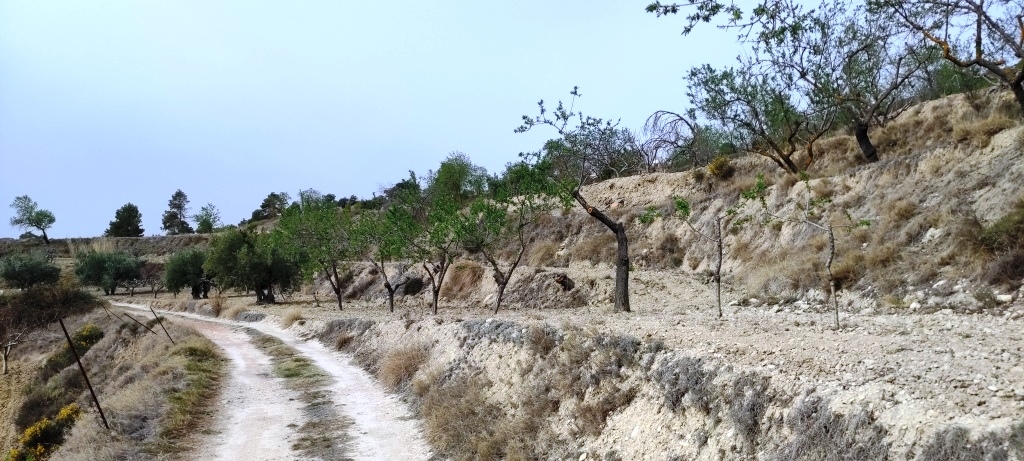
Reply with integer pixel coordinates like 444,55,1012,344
316,315,1024,461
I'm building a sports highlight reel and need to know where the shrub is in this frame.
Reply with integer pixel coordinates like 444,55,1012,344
637,206,661,224
707,155,736,180
10,403,81,461
377,346,429,391
692,168,707,183
0,251,60,289
280,308,304,328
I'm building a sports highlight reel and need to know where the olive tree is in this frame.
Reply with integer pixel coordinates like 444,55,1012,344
9,196,56,244
0,251,60,289
516,87,634,312
164,248,209,299
74,251,142,295
205,228,300,304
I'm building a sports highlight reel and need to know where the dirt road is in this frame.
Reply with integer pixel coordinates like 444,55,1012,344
113,303,432,461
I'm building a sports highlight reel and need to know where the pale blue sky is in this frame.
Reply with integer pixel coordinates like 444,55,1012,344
0,0,741,238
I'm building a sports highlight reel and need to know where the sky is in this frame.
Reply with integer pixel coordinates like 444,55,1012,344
0,0,743,238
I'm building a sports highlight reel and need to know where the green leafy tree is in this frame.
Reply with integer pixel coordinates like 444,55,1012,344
194,203,222,234
685,63,836,174
424,152,490,207
249,192,292,222
205,228,300,304
390,170,463,315
353,207,412,313
104,203,145,237
459,160,556,313
278,190,353,310
164,248,209,299
517,87,633,312
161,190,194,235
9,196,56,244
743,0,927,163
74,251,142,295
0,252,60,289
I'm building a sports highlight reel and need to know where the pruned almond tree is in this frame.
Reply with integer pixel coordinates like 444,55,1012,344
673,198,727,317
516,87,636,312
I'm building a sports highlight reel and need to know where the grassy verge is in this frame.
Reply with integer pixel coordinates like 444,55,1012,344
246,329,352,460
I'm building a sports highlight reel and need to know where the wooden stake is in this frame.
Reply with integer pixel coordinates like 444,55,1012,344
58,318,109,430
148,305,175,345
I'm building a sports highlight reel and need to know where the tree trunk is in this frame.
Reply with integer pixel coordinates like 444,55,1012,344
2,345,9,375
329,262,343,311
572,190,630,312
613,225,631,313
715,217,723,318
1011,82,1024,119
493,283,507,314
825,225,839,330
854,121,879,163
385,283,397,313
41,230,50,245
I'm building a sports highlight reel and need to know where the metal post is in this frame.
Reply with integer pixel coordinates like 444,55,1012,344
58,318,109,430
148,305,175,345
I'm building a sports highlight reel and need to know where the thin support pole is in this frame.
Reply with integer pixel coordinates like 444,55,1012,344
148,305,175,345
122,313,158,336
58,318,109,430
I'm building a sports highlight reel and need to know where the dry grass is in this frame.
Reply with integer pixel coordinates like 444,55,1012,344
377,345,430,391
47,314,225,459
220,304,246,320
280,307,305,328
953,116,1018,148
572,233,616,266
440,260,483,300
527,241,560,267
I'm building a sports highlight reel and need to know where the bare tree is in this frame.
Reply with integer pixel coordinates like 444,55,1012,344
878,0,1024,114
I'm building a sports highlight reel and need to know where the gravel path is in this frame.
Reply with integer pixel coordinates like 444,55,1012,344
113,303,432,461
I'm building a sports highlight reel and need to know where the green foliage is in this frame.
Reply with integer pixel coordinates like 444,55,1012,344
164,248,207,295
638,206,662,224
424,152,489,206
74,251,142,295
41,323,105,378
277,189,354,306
9,196,56,243
0,252,60,289
673,197,692,220
204,228,300,303
248,192,292,223
707,155,736,179
161,190,194,235
980,201,1024,253
193,203,222,234
104,203,145,237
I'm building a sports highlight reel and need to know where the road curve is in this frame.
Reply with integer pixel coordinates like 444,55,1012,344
113,302,432,461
